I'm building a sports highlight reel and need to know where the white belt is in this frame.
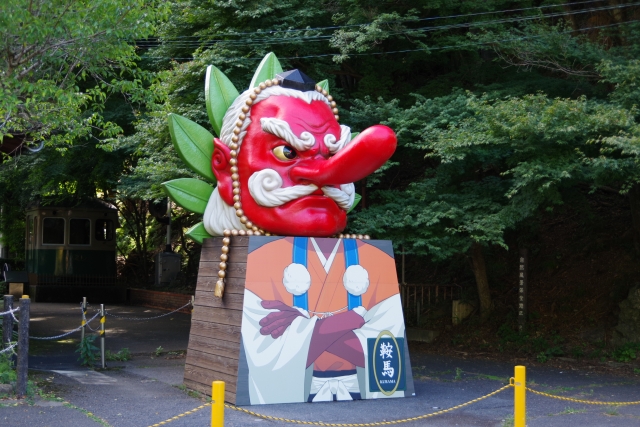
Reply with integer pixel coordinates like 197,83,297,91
310,373,359,402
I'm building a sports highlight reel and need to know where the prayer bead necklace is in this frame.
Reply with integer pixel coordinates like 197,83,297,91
214,80,372,298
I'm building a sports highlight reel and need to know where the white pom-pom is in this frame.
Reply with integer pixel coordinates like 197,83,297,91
283,263,311,296
343,265,369,296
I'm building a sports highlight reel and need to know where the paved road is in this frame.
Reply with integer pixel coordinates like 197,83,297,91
2,303,640,426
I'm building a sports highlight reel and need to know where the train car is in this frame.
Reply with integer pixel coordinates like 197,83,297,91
25,199,122,302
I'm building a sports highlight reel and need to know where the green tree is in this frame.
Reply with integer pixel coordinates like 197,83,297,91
585,59,640,253
0,0,168,151
0,0,168,262
350,91,635,318
122,0,640,301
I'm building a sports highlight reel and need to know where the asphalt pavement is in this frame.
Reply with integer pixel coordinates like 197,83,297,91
2,302,640,426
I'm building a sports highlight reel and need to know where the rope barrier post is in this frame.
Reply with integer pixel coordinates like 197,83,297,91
2,295,13,350
100,304,106,369
514,365,526,427
16,295,30,398
81,297,87,344
211,381,225,427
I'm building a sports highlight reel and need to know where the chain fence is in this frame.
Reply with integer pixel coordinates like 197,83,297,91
105,300,192,321
1,295,195,397
29,311,101,340
2,297,192,343
0,306,19,317
10,306,20,323
85,313,102,332
0,342,17,355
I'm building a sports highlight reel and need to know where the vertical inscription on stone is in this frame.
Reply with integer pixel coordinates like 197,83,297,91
518,249,528,333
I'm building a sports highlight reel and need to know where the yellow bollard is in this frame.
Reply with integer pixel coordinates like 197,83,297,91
211,381,225,427
514,365,526,427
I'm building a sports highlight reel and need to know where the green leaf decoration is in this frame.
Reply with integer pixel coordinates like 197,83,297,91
168,114,216,183
186,222,212,244
250,52,283,88
162,178,213,214
348,193,362,213
205,65,239,137
351,132,360,140
316,79,329,93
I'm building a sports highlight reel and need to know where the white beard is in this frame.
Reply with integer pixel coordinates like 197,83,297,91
248,169,355,211
202,187,247,236
202,170,356,236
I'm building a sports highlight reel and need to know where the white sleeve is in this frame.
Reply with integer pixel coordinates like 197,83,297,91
241,289,318,404
352,293,406,399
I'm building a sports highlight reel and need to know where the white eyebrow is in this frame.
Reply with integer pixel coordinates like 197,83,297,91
260,118,315,151
324,125,352,154
260,118,353,154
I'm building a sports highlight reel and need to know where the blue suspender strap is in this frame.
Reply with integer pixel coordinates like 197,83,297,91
292,237,309,310
343,239,362,310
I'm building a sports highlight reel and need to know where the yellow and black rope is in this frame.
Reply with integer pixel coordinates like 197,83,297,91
147,384,511,427
148,402,212,427
526,387,640,406
223,384,512,426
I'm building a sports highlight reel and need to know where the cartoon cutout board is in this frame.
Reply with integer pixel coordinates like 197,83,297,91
235,236,415,405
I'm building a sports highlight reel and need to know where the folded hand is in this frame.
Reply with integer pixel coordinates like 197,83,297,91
259,300,304,339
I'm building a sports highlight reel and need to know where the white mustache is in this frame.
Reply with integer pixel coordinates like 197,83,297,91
248,169,355,211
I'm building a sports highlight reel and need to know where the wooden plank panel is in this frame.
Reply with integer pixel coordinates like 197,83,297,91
198,262,247,279
192,305,243,325
187,334,241,360
202,235,249,249
189,318,241,342
195,277,246,295
187,348,239,375
201,245,248,261
194,291,244,311
184,365,237,397
184,362,239,393
195,277,214,292
183,378,236,404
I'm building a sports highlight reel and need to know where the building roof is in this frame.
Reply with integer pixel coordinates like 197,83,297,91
26,197,117,212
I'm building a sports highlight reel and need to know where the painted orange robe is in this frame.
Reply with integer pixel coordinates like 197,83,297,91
245,237,399,374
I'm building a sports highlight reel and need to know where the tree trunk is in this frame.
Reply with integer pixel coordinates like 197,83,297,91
118,198,151,283
629,184,640,255
361,178,367,209
471,241,492,320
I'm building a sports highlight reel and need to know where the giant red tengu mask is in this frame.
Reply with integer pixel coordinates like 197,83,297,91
163,53,396,241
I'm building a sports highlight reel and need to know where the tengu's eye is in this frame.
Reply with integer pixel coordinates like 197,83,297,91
273,146,297,160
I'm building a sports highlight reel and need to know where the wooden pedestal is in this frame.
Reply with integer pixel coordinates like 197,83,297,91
184,237,248,404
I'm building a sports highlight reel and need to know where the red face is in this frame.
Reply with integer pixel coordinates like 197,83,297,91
212,95,398,237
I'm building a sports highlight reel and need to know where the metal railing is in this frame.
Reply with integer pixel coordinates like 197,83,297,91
400,283,462,324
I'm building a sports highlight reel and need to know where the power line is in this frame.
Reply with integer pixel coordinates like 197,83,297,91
136,1,640,49
154,0,618,40
277,20,640,59
140,19,640,62
412,1,640,32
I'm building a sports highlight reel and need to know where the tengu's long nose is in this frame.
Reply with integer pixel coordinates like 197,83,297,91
289,125,397,186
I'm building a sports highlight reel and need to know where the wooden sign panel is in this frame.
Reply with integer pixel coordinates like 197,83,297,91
184,236,414,405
